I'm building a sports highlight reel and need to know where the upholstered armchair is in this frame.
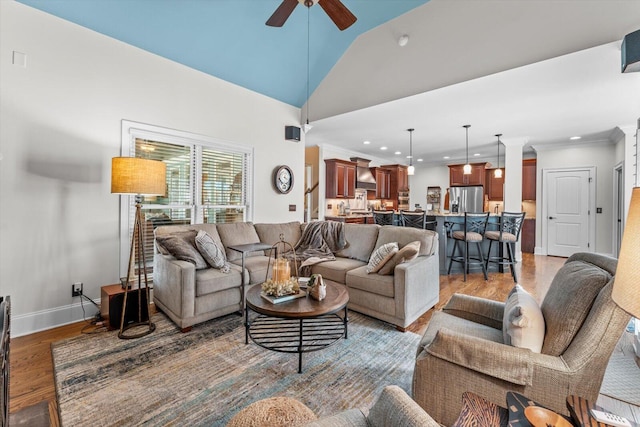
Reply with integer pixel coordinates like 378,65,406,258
413,252,631,426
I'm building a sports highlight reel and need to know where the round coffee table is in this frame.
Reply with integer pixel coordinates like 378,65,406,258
244,280,349,373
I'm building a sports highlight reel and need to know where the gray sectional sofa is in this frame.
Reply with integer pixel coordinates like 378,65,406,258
153,221,439,332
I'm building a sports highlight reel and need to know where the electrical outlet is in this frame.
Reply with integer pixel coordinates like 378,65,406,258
72,282,83,297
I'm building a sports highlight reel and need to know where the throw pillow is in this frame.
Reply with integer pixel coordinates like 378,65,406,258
366,242,398,274
155,231,207,270
503,284,545,353
377,241,421,275
195,230,230,273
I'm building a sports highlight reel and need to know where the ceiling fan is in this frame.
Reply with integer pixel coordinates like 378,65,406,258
266,0,357,31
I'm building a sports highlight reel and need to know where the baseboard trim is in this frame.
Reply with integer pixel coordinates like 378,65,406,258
12,299,101,338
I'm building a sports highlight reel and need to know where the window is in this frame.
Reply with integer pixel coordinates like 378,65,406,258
119,121,253,279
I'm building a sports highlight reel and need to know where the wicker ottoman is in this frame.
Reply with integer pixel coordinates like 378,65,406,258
227,396,317,427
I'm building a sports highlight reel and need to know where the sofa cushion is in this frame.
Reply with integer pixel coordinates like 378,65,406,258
335,224,380,262
230,255,271,285
366,242,398,274
216,222,261,262
254,222,302,248
310,258,367,284
503,285,545,353
377,241,421,275
540,260,612,356
155,230,208,269
195,267,242,297
195,230,230,273
374,226,437,257
346,266,395,298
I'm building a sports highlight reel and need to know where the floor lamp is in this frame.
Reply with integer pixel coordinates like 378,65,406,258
111,157,166,339
612,187,640,355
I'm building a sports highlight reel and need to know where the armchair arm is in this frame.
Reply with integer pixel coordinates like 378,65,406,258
443,293,505,330
394,254,440,322
368,385,441,427
423,328,534,385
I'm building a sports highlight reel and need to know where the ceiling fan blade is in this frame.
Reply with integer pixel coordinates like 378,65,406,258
318,0,357,31
266,0,299,27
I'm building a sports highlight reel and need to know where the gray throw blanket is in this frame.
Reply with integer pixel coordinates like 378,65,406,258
284,221,346,277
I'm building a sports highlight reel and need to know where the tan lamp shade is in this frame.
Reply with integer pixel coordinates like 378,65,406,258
111,157,166,195
612,186,640,318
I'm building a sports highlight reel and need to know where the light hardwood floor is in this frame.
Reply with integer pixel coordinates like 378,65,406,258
9,253,640,425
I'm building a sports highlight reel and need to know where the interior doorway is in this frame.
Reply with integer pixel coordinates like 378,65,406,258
542,167,595,257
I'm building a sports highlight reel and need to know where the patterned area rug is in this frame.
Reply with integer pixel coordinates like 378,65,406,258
600,351,640,406
52,311,420,426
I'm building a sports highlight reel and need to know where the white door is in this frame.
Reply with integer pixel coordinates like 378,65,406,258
546,169,592,257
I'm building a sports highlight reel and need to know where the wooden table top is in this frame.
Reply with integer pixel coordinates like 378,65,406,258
245,281,349,318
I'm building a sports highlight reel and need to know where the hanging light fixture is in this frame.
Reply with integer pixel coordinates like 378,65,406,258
407,128,415,176
463,125,471,175
494,134,503,178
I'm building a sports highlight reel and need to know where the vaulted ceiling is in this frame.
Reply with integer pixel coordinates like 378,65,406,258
16,0,640,166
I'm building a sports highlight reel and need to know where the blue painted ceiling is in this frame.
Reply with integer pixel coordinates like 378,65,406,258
17,0,428,107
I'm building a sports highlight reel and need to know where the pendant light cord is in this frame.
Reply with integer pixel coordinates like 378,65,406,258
306,6,310,125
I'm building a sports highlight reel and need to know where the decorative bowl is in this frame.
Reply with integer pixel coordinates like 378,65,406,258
524,406,573,427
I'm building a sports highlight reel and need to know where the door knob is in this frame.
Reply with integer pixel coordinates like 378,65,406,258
548,216,556,220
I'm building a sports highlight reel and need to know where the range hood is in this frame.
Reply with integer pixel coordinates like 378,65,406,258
350,157,376,191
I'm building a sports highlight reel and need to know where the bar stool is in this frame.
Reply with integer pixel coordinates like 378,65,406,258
372,210,394,226
447,212,489,281
400,210,426,229
485,212,526,283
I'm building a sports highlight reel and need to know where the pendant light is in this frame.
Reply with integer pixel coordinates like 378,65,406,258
463,125,471,175
407,128,415,176
494,134,503,178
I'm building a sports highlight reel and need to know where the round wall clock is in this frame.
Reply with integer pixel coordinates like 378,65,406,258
273,165,294,194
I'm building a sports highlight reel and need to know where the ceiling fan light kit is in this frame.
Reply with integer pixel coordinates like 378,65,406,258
463,125,472,175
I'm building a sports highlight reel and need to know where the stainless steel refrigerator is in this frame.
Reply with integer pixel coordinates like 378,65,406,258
449,186,484,213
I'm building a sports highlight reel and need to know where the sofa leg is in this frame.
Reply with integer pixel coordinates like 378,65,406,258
181,326,192,333
395,325,407,333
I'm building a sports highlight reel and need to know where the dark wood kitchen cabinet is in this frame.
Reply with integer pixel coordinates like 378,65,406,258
325,159,356,199
370,167,391,199
449,163,487,186
522,159,537,201
382,164,409,193
521,218,535,253
485,169,505,201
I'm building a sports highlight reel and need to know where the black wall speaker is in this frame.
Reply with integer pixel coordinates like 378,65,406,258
622,29,640,73
285,126,301,141
108,290,149,329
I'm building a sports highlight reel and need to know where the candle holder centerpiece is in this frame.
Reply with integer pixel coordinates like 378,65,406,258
261,234,302,301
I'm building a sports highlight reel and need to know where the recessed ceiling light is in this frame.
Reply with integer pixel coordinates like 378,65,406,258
417,159,423,162
363,140,371,145
473,153,481,156
443,156,450,159
380,146,387,150
570,136,581,140
394,151,401,155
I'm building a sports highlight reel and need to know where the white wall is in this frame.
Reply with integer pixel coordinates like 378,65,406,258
0,2,303,335
409,165,449,211
536,143,616,255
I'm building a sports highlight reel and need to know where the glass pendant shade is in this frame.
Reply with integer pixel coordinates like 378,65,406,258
494,168,503,178
407,165,415,175
463,163,472,174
